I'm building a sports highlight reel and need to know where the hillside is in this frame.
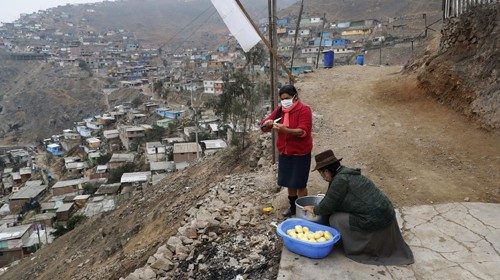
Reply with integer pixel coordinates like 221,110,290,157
281,0,442,22
406,4,499,130
51,0,297,50
2,65,499,279
0,59,107,144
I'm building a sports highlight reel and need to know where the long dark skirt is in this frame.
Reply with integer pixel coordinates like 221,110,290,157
329,212,414,266
277,153,311,189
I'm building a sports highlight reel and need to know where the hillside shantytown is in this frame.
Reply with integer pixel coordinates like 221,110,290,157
0,0,498,279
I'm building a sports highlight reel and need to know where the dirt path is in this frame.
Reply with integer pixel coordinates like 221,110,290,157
295,65,499,207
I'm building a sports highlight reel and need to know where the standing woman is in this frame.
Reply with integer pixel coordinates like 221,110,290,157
261,84,313,217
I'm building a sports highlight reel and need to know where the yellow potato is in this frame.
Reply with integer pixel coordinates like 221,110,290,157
302,227,309,233
295,225,303,234
317,237,327,242
313,232,323,239
324,231,332,240
308,238,317,243
287,229,295,236
298,235,308,241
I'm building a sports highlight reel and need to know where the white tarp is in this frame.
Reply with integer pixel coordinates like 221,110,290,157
210,0,261,52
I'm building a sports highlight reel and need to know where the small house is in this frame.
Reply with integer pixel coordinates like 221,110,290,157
156,119,172,128
19,167,32,181
94,183,121,196
0,224,34,267
150,161,175,174
86,137,101,149
51,178,88,196
173,142,201,163
155,108,183,120
9,183,47,214
120,172,151,192
201,139,228,155
73,195,91,208
118,126,146,150
28,212,56,228
146,142,166,162
108,153,134,169
46,143,64,156
56,203,75,222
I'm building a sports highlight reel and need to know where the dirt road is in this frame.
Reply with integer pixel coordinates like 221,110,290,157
295,65,499,207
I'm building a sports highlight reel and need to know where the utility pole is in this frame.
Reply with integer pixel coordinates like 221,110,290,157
423,13,428,37
315,13,327,69
290,0,304,71
379,46,382,65
267,0,279,164
190,89,199,159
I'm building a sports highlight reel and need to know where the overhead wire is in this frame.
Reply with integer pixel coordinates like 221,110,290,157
159,5,214,50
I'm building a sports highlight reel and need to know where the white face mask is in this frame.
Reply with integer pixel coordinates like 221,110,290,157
281,98,294,109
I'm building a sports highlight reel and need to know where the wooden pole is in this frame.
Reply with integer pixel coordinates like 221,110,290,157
290,0,304,70
234,0,295,83
268,0,276,164
315,13,327,69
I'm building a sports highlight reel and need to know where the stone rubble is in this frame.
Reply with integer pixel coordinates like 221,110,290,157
121,135,283,280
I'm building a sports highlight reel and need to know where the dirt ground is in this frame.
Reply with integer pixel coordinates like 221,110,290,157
282,65,499,209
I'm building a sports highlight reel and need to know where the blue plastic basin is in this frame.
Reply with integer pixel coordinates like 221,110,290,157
276,218,341,259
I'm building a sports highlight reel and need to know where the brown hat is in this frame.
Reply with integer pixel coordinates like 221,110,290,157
312,150,342,171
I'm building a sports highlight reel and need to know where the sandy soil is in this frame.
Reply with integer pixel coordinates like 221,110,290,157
288,65,499,208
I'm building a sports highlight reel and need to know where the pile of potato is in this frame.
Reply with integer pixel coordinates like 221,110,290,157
286,225,333,243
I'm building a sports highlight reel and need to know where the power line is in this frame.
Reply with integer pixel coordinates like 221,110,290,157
171,9,217,54
159,5,214,50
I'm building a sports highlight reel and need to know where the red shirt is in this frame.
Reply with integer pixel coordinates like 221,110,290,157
261,101,313,155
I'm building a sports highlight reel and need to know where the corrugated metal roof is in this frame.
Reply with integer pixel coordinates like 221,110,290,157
109,153,135,163
201,139,227,150
52,178,88,189
0,224,32,241
173,142,201,154
120,172,151,183
56,203,74,213
10,185,46,200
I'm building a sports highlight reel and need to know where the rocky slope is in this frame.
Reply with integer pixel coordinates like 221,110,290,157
0,60,107,144
0,134,281,280
406,4,499,130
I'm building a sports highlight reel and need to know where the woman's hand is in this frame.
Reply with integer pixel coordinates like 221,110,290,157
272,123,287,133
262,120,273,128
303,205,315,213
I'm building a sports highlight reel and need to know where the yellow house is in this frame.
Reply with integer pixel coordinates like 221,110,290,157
341,29,372,36
277,27,287,34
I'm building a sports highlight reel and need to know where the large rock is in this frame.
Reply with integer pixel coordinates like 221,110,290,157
151,259,173,272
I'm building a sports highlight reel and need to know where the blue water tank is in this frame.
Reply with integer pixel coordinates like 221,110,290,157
356,54,364,65
323,50,334,68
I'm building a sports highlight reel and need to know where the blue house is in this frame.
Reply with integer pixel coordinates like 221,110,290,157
218,45,228,53
318,31,332,39
312,38,333,47
290,65,313,76
332,38,350,46
277,18,288,27
155,108,184,120
47,143,64,157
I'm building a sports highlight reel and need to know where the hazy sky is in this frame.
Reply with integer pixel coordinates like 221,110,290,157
0,0,109,23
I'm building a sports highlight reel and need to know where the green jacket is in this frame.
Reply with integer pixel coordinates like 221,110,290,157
314,166,395,232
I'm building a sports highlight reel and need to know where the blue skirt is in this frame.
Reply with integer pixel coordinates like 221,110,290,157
278,153,311,189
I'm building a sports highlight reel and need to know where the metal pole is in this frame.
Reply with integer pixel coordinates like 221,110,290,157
268,0,276,164
290,0,304,71
271,0,279,163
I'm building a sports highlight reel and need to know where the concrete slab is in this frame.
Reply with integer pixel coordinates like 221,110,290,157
277,203,500,280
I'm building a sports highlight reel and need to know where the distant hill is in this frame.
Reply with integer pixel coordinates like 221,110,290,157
0,59,107,144
281,0,442,22
52,0,297,50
